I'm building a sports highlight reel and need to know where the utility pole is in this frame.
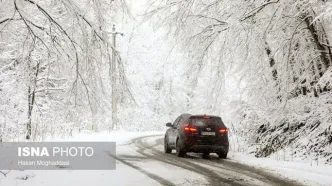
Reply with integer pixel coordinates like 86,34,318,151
110,24,123,130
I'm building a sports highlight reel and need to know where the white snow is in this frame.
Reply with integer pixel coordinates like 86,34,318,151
229,134,332,186
1,131,332,186
229,152,332,186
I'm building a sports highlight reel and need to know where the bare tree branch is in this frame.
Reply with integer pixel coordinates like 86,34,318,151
0,170,10,177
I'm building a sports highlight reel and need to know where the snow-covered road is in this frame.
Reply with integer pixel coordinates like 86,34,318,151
114,134,303,186
1,132,331,186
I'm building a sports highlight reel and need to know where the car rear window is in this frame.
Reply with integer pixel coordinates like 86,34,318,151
191,117,224,127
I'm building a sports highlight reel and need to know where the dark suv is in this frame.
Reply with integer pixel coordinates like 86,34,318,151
164,114,229,158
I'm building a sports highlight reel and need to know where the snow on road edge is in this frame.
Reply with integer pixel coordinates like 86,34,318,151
228,152,332,186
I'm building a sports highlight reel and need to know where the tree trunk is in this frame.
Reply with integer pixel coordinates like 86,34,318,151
26,62,40,140
265,41,278,81
264,40,283,101
304,16,332,76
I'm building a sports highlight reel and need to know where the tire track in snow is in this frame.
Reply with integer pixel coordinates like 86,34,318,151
132,135,246,186
193,158,303,186
110,154,176,186
134,135,305,186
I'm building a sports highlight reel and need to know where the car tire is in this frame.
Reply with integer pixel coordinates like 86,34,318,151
218,152,227,159
164,136,172,154
176,139,186,157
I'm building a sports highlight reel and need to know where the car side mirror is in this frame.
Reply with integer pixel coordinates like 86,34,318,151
166,122,172,127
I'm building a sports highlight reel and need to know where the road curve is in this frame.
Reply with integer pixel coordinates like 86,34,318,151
115,135,305,186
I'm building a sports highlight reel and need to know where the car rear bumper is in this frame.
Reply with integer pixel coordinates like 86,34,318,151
188,144,228,153
182,139,229,153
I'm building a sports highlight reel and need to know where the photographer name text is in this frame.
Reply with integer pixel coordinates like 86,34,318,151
18,160,70,167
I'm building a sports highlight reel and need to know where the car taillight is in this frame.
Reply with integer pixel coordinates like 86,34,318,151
184,126,197,132
219,128,228,133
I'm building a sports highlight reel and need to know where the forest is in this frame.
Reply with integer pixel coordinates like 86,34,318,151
1,0,332,163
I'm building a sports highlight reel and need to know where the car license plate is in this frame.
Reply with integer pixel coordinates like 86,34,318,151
201,132,215,136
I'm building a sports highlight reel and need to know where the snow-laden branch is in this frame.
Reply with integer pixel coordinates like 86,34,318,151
34,88,65,93
14,0,50,51
0,18,11,24
36,77,67,82
0,17,21,25
240,0,280,21
321,42,332,48
188,14,228,25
